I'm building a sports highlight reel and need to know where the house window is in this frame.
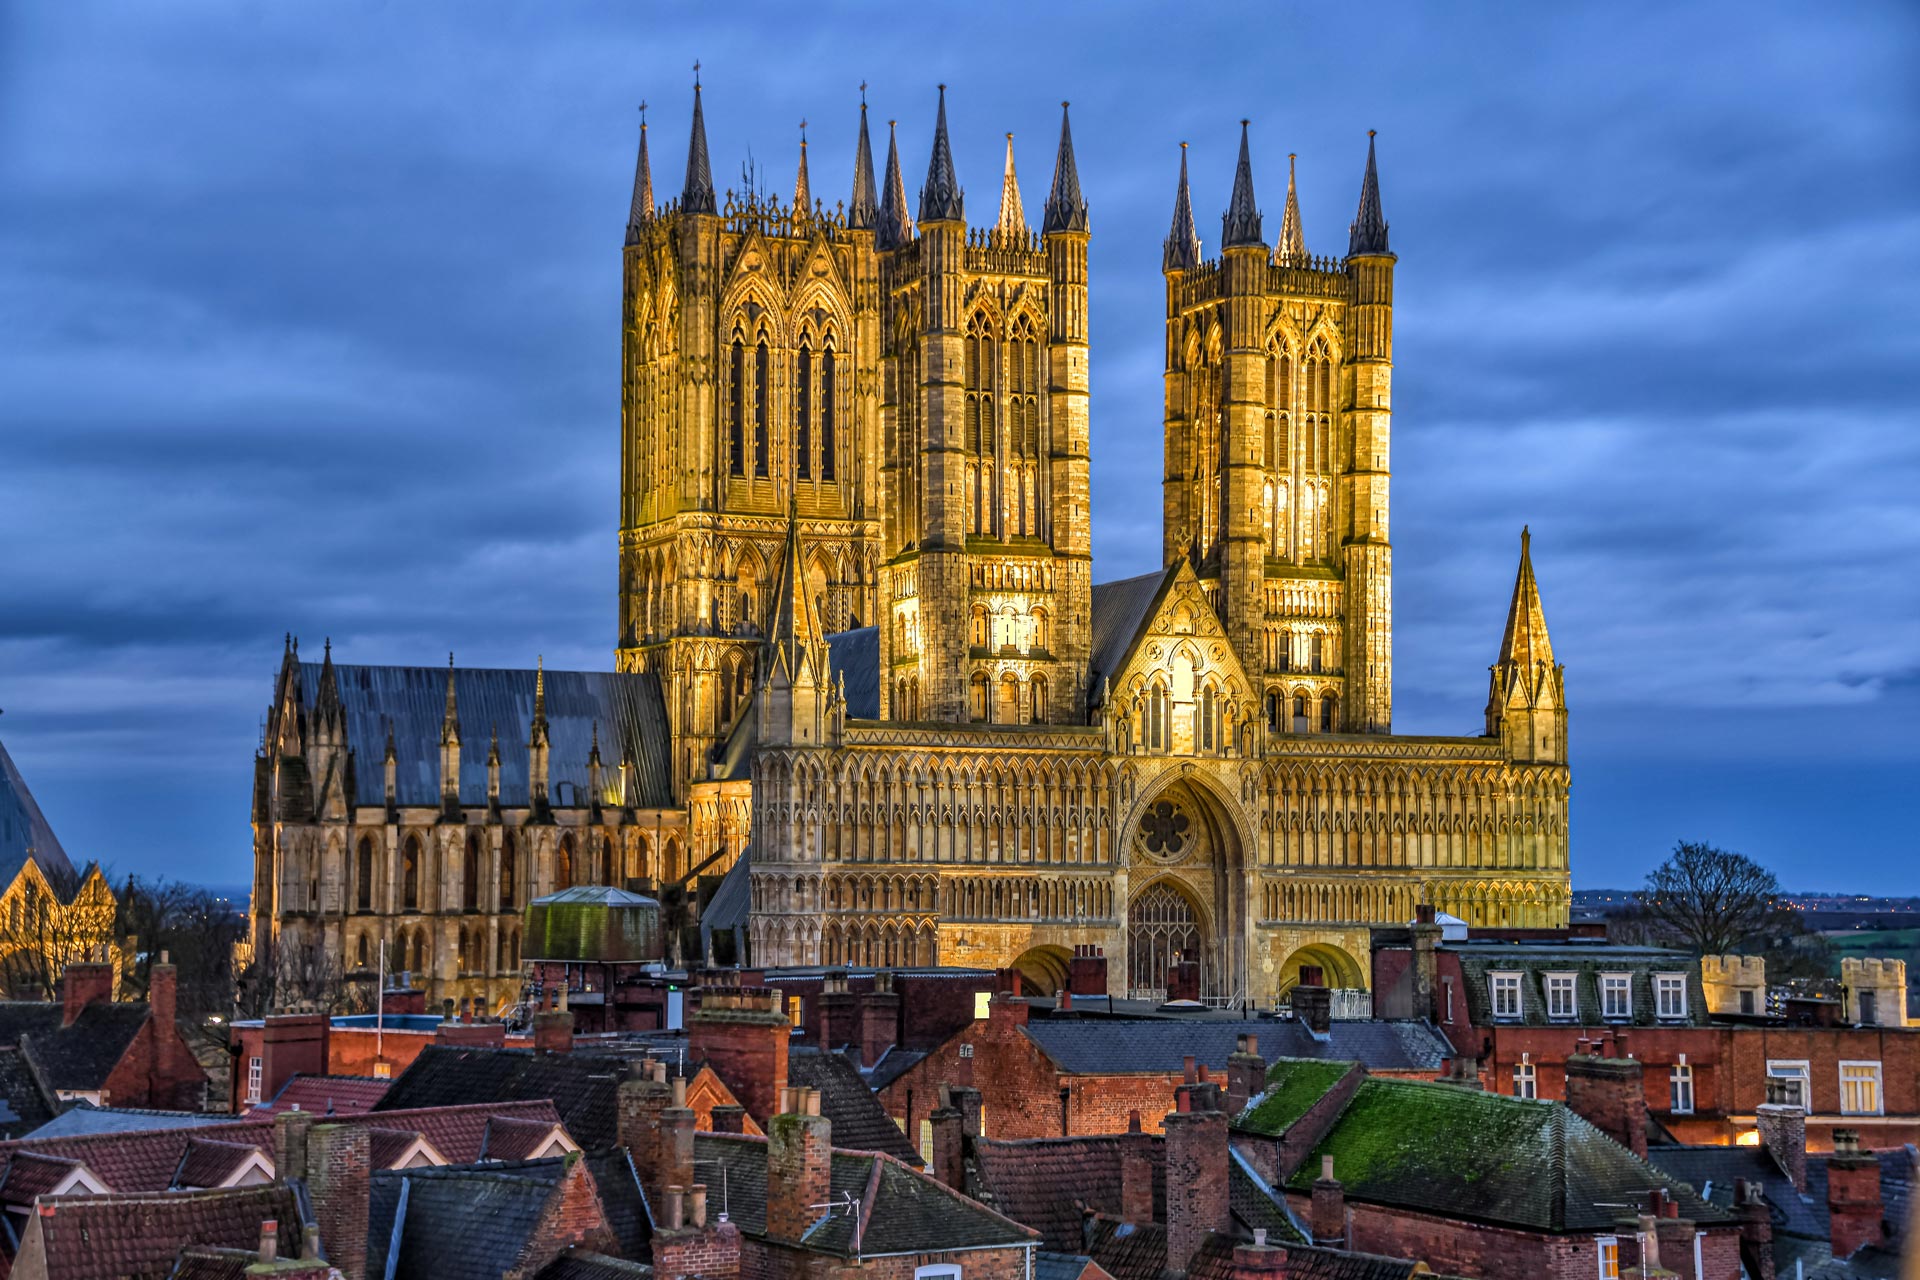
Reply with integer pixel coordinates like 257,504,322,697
1442,977,1455,1025
1766,1060,1810,1110
1670,1060,1695,1115
973,991,991,1020
1514,1056,1537,1101
1601,973,1631,1021
246,1056,263,1105
1491,972,1523,1020
1597,1237,1620,1280
1840,1062,1882,1116
1654,973,1688,1020
914,1265,961,1280
788,995,804,1029
1546,973,1577,1021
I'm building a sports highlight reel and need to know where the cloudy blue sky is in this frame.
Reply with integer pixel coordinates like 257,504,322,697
2,3,1916,892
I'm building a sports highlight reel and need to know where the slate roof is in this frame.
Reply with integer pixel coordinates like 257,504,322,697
21,1184,307,1280
1228,1149,1305,1241
1280,1077,1730,1234
1187,1232,1428,1280
692,1131,1035,1257
374,1045,628,1149
296,660,674,809
0,1047,57,1139
368,1157,578,1280
583,1147,652,1262
1021,1020,1449,1076
1087,571,1173,701
25,1104,229,1140
827,626,881,719
787,1048,920,1164
256,1071,390,1116
973,1132,1164,1251
1036,1252,1112,1280
538,1251,657,1280
0,1098,563,1190
0,999,151,1092
0,733,76,885
699,850,752,949
1648,1144,1827,1240
1442,941,1708,1027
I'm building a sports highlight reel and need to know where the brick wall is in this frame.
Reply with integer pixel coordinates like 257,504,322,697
99,968,212,1110
512,1154,618,1277
307,1122,371,1280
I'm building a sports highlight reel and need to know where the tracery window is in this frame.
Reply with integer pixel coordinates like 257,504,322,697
966,313,994,534
402,835,420,913
728,338,746,476
1127,881,1202,998
356,837,374,912
500,831,517,911
463,834,480,913
795,344,812,481
555,836,574,892
753,338,770,478
820,343,837,480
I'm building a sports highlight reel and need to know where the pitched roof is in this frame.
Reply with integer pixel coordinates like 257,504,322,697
1235,1059,1359,1137
973,1133,1164,1252
1078,1215,1166,1280
1036,1252,1113,1280
295,661,673,809
170,1137,265,1189
375,1046,627,1149
1021,1020,1449,1076
0,999,151,1091
826,626,880,719
18,1184,307,1280
1088,570,1174,701
1,1151,92,1202
27,1104,228,1140
1648,1143,1827,1240
693,1132,1034,1257
482,1114,566,1162
538,1251,657,1280
1442,943,1704,1028
0,732,76,885
1281,1077,1729,1234
0,1047,58,1139
368,1158,583,1280
256,1072,390,1116
786,1049,919,1165
1188,1233,1428,1280
583,1147,652,1262
167,1246,260,1280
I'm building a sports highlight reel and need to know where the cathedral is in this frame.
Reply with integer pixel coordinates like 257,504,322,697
250,80,1571,1014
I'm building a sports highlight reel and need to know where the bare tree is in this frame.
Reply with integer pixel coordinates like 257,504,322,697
234,930,370,1019
116,876,249,1021
1641,841,1789,956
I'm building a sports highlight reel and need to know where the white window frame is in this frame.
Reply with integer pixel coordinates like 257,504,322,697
1491,971,1523,1021
1442,976,1455,1024
246,1055,263,1105
1839,1060,1883,1116
1596,1236,1620,1279
1654,973,1689,1021
1545,972,1578,1022
914,1266,961,1280
1514,1055,1537,1101
1670,1058,1695,1115
1766,1060,1810,1110
1600,973,1631,1021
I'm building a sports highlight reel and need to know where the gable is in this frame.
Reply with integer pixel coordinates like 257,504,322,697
1103,564,1255,742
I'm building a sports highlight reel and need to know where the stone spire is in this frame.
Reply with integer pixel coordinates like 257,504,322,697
625,104,653,245
1348,130,1389,257
1042,101,1088,235
768,500,823,677
439,653,461,816
793,119,811,215
918,84,963,223
314,637,344,740
1222,120,1263,248
1278,152,1305,262
1485,526,1567,762
877,119,914,249
528,656,552,821
1163,142,1201,271
994,133,1027,240
682,68,716,215
760,500,831,747
530,656,549,746
440,653,460,747
848,89,879,230
1495,527,1553,672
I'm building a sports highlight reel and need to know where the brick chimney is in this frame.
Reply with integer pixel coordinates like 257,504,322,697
272,1109,313,1189
1162,1086,1228,1275
688,987,790,1125
1825,1130,1886,1259
1754,1076,1806,1192
856,974,900,1068
1733,1179,1775,1280
306,1123,371,1280
1291,967,1332,1036
1226,1034,1267,1115
1564,1049,1648,1158
149,958,177,1032
1411,904,1442,1023
766,1087,832,1246
532,995,574,1055
929,1093,965,1190
261,1014,330,1112
1120,1141,1154,1226
619,1066,695,1208
820,973,857,1051
1437,1054,1484,1091
1230,1239,1289,1280
1069,945,1108,997
1310,1155,1346,1247
60,962,114,1027
653,1180,743,1280
948,1084,984,1140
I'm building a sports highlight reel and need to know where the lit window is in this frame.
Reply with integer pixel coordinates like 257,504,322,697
246,1056,263,1105
1766,1060,1810,1109
1655,973,1688,1020
788,995,804,1028
1670,1061,1695,1115
1840,1062,1882,1116
1601,973,1631,1021
1546,973,1577,1021
1514,1056,1537,1101
973,991,991,1020
1597,1236,1620,1279
1491,972,1523,1020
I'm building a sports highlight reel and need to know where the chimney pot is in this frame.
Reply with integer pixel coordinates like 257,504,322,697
258,1219,278,1263
672,1075,687,1107
689,1183,709,1229
665,1185,686,1231
1321,1154,1334,1181
1183,1054,1197,1084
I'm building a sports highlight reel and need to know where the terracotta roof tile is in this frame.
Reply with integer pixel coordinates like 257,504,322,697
974,1133,1165,1252
170,1139,264,1189
483,1114,562,1162
21,1185,305,1280
256,1073,390,1116
0,1152,89,1203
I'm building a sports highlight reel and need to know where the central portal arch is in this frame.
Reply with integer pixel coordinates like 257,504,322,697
1122,775,1250,1003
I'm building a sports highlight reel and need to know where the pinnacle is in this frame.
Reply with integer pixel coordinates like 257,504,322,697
682,76,716,215
1495,526,1554,671
917,84,963,224
1278,152,1305,262
1222,119,1263,249
1042,101,1088,235
994,133,1027,240
1348,129,1389,257
793,120,812,215
848,98,879,230
1163,142,1201,272
878,119,914,249
626,107,654,244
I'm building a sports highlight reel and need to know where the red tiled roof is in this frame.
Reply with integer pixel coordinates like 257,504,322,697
171,1139,263,1190
19,1185,304,1280
0,1153,88,1204
480,1115,560,1162
255,1073,390,1116
365,1128,429,1169
0,1099,565,1191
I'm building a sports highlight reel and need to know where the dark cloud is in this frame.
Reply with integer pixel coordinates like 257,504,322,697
1,2,1915,890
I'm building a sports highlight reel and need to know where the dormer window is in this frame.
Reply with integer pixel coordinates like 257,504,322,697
1491,971,1522,1020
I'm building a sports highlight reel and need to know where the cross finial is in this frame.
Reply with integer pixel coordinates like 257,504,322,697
860,81,867,104
639,100,648,126
1369,128,1377,138
692,60,701,87
800,118,808,140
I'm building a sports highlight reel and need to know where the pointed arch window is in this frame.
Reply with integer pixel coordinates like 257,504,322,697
753,338,770,477
1320,692,1338,733
555,835,575,892
1030,673,1048,724
402,835,420,913
500,830,517,911
463,834,480,913
796,344,813,480
729,337,746,476
970,672,989,722
821,341,837,481
356,837,374,913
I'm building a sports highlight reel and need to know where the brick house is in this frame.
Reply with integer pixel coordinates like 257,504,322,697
0,960,216,1110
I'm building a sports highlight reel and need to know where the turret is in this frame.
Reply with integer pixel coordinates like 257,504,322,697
438,653,462,821
1163,142,1201,273
1485,528,1567,764
588,722,605,819
681,70,716,215
1044,102,1093,724
528,657,553,822
383,719,398,818
1343,131,1396,733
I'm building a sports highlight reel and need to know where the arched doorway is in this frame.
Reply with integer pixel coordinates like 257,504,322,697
1277,942,1365,996
1122,777,1249,1004
1010,945,1071,996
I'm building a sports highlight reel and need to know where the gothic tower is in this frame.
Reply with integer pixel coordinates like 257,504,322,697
617,77,886,797
1161,128,1395,737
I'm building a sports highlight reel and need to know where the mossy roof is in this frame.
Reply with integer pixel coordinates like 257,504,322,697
1280,1078,1730,1233
1233,1058,1355,1136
